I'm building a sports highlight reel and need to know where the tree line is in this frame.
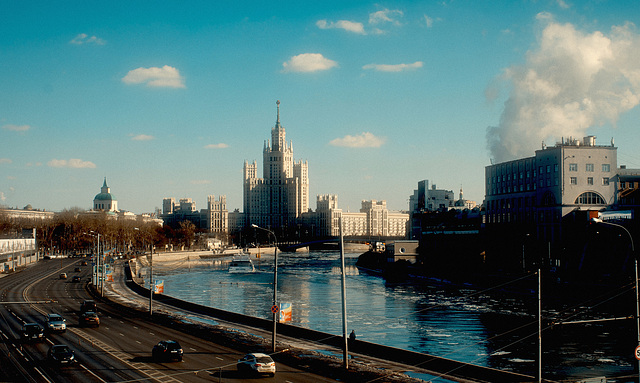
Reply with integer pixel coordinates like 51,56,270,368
0,208,200,255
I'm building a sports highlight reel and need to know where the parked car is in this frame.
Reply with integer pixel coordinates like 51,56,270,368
71,276,81,283
59,273,67,280
80,260,88,266
152,340,184,362
74,267,81,272
237,353,276,376
80,300,97,313
47,344,75,365
21,323,45,342
45,313,66,333
79,311,100,327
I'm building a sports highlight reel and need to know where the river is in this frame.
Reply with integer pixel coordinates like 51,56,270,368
148,250,635,382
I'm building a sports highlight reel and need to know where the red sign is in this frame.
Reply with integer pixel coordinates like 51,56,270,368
635,345,640,361
271,305,279,314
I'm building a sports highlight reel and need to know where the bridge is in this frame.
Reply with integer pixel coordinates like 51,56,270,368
278,238,372,252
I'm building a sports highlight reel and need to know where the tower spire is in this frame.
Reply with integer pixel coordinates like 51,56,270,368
276,100,280,125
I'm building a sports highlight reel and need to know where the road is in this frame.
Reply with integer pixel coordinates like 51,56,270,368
0,258,342,383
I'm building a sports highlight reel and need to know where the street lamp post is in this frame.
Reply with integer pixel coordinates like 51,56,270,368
251,224,278,353
592,217,637,382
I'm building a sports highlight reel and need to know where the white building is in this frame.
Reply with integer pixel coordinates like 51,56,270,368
93,178,118,212
243,101,309,234
311,195,408,238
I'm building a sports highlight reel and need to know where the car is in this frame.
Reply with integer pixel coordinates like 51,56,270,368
74,267,81,272
71,276,81,283
152,340,184,362
21,323,45,342
45,313,66,333
79,311,100,327
237,353,276,376
47,344,75,365
80,260,88,266
80,299,97,313
59,273,67,280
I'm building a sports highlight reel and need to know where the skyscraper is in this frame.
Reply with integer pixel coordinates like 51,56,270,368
243,101,309,235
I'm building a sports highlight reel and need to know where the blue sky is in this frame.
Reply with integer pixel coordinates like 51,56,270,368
2,1,640,214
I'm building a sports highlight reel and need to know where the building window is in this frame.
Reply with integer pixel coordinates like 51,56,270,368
575,192,605,205
554,164,558,172
546,165,551,173
569,163,578,171
586,163,594,172
539,166,544,175
587,177,593,185
603,177,610,186
570,177,577,185
602,163,610,172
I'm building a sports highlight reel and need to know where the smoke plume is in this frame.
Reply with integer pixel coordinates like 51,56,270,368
487,14,640,163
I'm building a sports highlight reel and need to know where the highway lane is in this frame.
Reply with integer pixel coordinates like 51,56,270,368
0,258,341,383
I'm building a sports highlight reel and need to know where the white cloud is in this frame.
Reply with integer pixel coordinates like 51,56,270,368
0,158,12,164
122,65,186,88
487,18,640,163
316,19,365,34
282,53,338,73
2,124,30,132
369,9,403,26
70,33,106,45
190,180,211,185
330,132,386,148
557,0,570,9
0,192,5,202
47,159,96,169
363,61,423,72
424,14,434,28
204,143,229,149
26,162,42,167
131,134,154,141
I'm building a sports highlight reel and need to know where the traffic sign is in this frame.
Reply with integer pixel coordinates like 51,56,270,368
271,305,279,314
635,345,640,361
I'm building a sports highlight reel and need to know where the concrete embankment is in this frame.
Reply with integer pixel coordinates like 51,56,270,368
123,261,543,383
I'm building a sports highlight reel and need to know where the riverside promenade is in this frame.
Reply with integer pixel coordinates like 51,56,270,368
103,251,552,383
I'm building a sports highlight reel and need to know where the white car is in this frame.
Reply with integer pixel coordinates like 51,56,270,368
46,313,66,333
237,353,276,376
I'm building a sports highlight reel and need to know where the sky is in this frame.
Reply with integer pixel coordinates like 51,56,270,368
2,0,640,214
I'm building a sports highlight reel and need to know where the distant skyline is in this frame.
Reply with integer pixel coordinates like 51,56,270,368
2,1,640,214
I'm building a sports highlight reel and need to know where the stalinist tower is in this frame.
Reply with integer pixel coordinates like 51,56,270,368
243,101,309,234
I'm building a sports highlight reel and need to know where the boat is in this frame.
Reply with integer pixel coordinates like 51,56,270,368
228,256,255,273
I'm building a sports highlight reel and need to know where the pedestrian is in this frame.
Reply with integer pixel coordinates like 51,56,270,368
349,330,356,341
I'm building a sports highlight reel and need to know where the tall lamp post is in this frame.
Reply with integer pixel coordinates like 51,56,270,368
135,227,154,316
592,217,637,382
251,224,278,353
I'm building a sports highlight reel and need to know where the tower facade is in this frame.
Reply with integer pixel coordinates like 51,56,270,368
243,101,309,234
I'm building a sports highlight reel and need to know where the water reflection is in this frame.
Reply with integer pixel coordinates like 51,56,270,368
151,250,635,381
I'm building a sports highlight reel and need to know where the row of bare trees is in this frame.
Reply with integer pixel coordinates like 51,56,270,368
0,208,199,255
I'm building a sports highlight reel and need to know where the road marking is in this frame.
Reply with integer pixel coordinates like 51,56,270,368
216,357,224,361
80,363,108,382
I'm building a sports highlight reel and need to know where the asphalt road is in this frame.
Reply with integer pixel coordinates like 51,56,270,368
0,258,342,383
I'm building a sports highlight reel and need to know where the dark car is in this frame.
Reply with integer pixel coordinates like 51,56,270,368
71,276,81,283
74,267,81,272
80,299,97,313
79,311,100,327
152,340,183,362
21,323,45,342
47,344,75,365
80,260,88,266
59,273,67,280
45,313,66,333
